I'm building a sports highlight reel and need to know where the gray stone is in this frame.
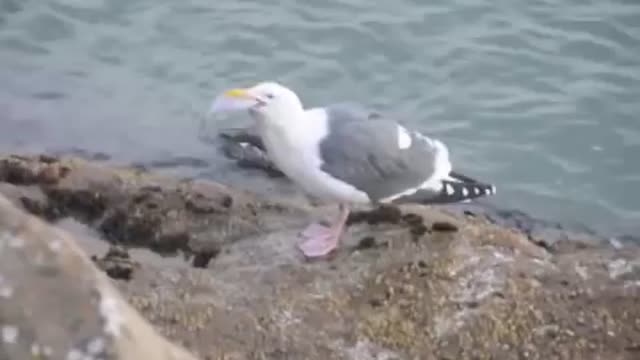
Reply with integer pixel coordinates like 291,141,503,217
0,195,198,360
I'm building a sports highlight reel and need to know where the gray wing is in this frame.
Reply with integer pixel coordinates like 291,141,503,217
318,105,441,202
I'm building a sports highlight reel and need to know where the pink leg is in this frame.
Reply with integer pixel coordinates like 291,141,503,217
298,204,350,258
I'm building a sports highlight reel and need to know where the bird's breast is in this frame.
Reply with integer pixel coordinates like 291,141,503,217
261,126,316,177
258,125,370,204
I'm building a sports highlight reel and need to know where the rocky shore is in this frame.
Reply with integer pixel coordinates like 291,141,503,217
1,151,639,360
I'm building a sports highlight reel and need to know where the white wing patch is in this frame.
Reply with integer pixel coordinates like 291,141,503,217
397,125,412,149
380,131,452,203
445,183,455,195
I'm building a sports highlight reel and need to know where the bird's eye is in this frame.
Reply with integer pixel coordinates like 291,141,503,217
265,93,275,99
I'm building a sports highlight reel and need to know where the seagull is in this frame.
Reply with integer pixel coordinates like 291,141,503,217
208,82,496,258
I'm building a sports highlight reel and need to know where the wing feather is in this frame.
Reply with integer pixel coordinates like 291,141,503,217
318,106,449,202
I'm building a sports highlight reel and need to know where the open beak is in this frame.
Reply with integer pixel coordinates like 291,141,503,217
209,87,261,114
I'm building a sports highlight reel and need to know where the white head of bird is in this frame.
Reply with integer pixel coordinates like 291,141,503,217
209,81,304,127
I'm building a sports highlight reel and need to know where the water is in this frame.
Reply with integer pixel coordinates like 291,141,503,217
1,0,639,236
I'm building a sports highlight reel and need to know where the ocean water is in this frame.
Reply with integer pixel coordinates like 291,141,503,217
0,0,639,236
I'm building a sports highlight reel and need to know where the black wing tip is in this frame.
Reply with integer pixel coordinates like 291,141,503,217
431,180,496,204
391,175,496,205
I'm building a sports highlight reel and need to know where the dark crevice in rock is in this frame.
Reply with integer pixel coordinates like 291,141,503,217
347,206,432,241
45,188,108,222
134,156,211,169
355,236,377,251
51,147,112,162
347,205,403,226
432,221,459,232
191,249,220,269
91,245,139,281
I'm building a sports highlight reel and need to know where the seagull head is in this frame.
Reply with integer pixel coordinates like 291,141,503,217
210,81,304,125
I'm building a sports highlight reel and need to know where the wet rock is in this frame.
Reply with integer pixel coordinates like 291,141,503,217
0,183,48,216
0,153,309,259
432,221,459,232
191,250,219,269
409,223,429,238
135,156,210,170
347,205,403,225
452,203,611,252
91,245,140,281
401,213,423,226
51,147,111,162
356,236,377,250
368,297,385,308
0,195,198,360
0,155,48,185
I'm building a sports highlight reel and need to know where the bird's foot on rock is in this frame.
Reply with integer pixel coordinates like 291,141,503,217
298,223,339,258
300,223,331,237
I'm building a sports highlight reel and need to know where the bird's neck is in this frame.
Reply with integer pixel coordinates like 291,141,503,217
254,107,309,153
253,106,306,134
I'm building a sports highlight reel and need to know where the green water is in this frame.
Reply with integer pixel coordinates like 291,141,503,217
1,0,639,235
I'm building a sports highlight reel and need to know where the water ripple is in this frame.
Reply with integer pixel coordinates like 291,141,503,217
1,0,639,234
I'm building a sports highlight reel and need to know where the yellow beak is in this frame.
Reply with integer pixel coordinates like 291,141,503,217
223,88,255,100
209,87,259,114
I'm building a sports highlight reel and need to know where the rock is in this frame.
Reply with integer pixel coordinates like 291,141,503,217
0,195,197,360
190,249,219,269
91,245,140,281
432,221,459,232
356,236,377,250
0,153,311,258
50,147,111,162
347,205,403,225
1,153,640,359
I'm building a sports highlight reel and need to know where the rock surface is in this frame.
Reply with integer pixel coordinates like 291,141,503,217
0,194,197,360
1,153,640,359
